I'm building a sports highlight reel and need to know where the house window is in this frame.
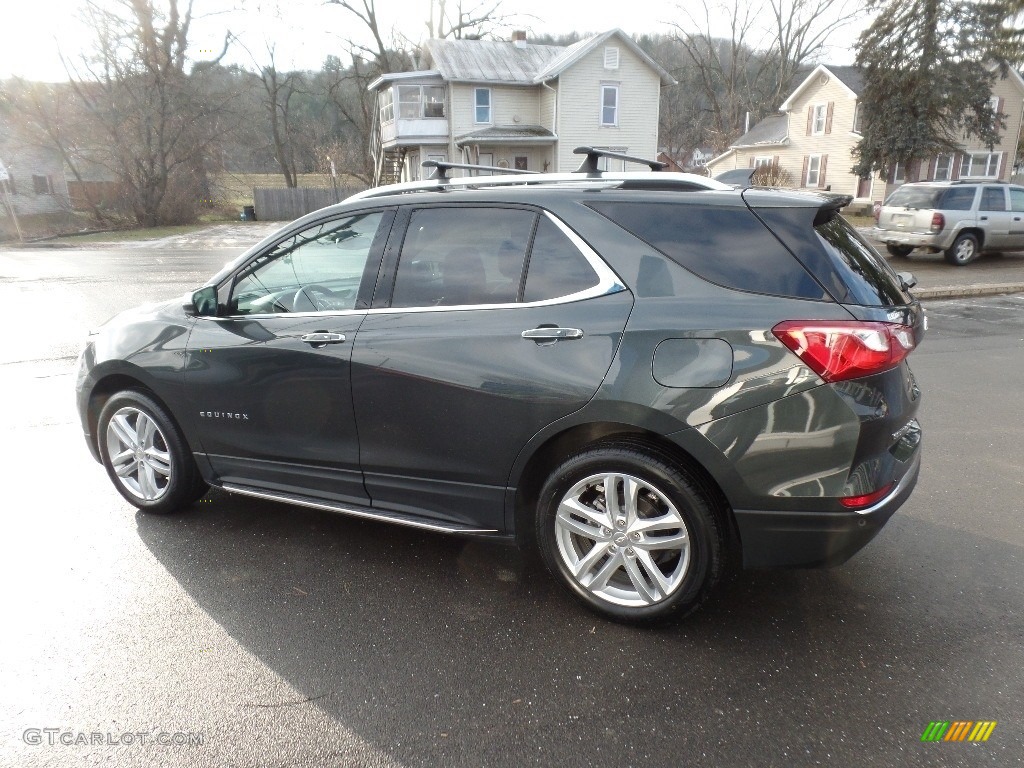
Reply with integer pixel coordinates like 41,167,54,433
754,156,773,168
32,174,53,195
961,151,1001,178
474,88,491,124
601,85,619,126
397,85,445,119
989,95,1001,114
893,161,905,184
595,146,628,171
805,155,822,186
379,89,394,124
604,47,620,69
934,154,953,181
853,103,864,134
812,104,827,134
423,86,445,117
514,156,528,171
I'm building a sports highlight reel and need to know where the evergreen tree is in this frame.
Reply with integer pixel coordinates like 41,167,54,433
852,0,1018,178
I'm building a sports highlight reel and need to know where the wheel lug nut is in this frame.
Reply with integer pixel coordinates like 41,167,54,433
616,517,626,528
601,527,610,536
625,547,635,557
631,532,641,541
608,544,618,553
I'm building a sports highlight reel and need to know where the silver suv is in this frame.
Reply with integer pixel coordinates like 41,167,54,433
875,181,1024,265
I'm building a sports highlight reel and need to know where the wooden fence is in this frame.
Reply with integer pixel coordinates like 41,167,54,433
253,185,364,221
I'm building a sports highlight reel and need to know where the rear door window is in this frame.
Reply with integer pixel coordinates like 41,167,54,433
980,186,1007,211
938,186,977,210
587,201,827,300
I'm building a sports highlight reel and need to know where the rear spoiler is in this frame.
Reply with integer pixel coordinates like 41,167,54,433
814,193,854,226
713,168,757,188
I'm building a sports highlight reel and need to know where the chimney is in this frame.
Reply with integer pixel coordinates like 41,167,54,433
512,30,527,47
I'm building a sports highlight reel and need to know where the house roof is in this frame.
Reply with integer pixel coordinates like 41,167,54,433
423,38,564,84
532,29,676,86
731,114,789,147
454,125,556,145
417,29,676,87
780,64,862,110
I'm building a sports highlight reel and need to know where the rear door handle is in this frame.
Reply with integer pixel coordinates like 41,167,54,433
521,327,584,342
979,216,988,221
301,332,346,346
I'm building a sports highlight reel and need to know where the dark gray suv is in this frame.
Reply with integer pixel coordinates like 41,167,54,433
75,153,924,623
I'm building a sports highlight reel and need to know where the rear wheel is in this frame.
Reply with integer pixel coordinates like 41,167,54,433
945,232,979,265
535,443,724,624
886,243,914,258
98,390,208,513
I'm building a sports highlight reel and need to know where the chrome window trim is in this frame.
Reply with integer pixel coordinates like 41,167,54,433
198,309,369,322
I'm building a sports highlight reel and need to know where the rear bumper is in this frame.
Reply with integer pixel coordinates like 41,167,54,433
733,450,920,568
875,228,951,250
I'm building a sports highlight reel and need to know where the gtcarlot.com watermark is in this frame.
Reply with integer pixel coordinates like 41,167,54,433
23,728,203,747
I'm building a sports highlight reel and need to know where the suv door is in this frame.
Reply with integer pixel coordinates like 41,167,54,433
978,185,1011,248
1008,186,1024,246
350,205,633,530
185,209,394,504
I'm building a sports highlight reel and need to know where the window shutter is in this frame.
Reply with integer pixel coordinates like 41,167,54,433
996,151,1004,179
997,97,1005,116
818,155,828,188
749,156,755,168
806,106,813,136
908,159,919,183
825,102,834,134
801,155,809,186
928,157,937,180
773,155,780,166
951,153,961,180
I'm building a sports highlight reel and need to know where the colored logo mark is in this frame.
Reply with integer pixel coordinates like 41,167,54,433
921,721,997,742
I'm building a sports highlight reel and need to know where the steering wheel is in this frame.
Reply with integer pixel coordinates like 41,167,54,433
292,284,335,312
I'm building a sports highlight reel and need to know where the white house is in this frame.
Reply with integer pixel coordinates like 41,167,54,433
368,30,675,185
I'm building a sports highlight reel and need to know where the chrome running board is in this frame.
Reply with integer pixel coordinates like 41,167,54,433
220,483,501,535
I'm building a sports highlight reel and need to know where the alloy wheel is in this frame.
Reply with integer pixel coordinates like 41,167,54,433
105,406,173,501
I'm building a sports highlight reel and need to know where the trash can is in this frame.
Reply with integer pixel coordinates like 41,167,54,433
240,205,257,221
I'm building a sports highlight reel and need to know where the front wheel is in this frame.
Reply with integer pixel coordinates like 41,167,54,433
945,232,979,265
535,443,724,624
97,390,208,513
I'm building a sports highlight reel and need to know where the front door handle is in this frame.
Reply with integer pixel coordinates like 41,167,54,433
521,327,584,342
301,332,346,347
979,215,989,221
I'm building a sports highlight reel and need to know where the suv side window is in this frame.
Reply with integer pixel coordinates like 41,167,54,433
391,207,535,307
587,201,826,300
1010,187,1024,212
981,186,1007,211
938,186,977,210
230,211,386,315
523,217,600,302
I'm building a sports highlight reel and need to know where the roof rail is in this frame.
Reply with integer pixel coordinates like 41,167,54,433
573,146,668,174
423,159,539,181
343,171,731,203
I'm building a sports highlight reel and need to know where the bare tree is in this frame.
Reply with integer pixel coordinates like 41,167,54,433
62,0,232,226
672,0,865,151
427,0,513,39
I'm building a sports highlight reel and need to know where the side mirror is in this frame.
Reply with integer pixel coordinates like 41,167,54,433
896,271,918,291
185,286,219,317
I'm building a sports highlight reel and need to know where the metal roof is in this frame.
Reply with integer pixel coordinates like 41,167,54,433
424,38,564,84
732,114,789,147
455,125,556,145
533,29,675,87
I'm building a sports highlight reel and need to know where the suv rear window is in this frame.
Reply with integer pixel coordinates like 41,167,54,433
815,215,911,307
587,201,827,300
884,186,942,209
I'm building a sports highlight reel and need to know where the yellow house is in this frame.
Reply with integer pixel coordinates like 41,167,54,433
706,63,1024,204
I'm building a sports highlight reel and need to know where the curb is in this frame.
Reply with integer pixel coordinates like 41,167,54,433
915,283,1024,300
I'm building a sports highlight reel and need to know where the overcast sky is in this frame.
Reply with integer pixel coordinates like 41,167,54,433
0,0,862,82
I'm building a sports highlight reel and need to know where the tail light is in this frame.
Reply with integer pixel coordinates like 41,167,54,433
840,482,894,509
930,212,945,232
772,321,916,383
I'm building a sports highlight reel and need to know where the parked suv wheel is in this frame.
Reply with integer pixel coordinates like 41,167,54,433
886,244,914,258
945,232,979,265
536,444,724,623
98,390,208,513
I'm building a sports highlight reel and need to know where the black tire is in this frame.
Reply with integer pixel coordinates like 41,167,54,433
97,390,208,514
535,442,724,624
886,243,914,258
945,232,979,265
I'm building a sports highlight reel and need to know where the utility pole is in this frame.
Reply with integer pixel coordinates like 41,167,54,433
0,159,23,243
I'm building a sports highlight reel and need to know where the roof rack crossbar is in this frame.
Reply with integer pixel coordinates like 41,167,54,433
423,159,539,181
573,146,668,174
